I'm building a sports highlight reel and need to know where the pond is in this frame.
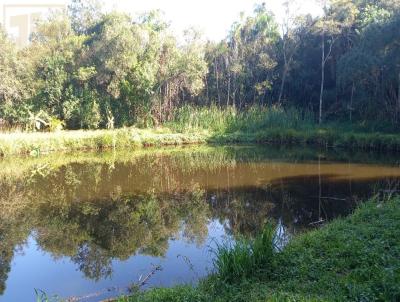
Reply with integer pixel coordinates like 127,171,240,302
0,145,399,301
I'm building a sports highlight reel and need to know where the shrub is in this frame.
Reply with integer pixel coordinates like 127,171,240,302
212,223,276,283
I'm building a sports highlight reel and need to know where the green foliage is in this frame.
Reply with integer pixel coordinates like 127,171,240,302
2,104,400,156
68,0,102,34
77,90,101,129
119,286,205,302
0,128,209,156
1,0,400,130
202,5,280,107
212,223,276,283
0,7,208,130
0,26,32,124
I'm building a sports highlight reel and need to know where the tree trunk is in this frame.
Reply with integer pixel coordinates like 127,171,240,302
205,75,209,105
398,71,400,121
319,28,325,124
350,82,355,122
159,86,162,123
278,37,288,104
227,74,231,106
318,156,322,221
278,66,287,104
214,58,221,106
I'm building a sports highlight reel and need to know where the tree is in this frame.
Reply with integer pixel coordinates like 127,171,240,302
1,0,400,130
68,0,103,34
203,4,280,108
337,5,400,124
278,0,301,104
0,26,31,124
314,0,357,123
151,28,207,122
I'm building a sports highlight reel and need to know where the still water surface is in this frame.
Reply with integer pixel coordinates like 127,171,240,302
0,145,399,301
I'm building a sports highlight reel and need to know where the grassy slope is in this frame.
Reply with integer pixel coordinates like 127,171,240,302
0,128,209,156
117,198,400,302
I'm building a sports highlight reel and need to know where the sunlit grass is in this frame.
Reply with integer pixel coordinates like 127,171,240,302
0,128,208,156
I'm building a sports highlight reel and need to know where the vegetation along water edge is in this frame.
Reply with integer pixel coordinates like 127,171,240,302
113,196,400,302
2,106,400,156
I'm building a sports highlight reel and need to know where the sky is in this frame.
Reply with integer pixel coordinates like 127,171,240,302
0,0,322,41
106,0,322,41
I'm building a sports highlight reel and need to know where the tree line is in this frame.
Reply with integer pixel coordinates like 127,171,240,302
0,0,399,130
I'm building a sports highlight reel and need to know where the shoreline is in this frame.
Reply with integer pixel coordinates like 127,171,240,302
1,127,400,157
115,196,400,302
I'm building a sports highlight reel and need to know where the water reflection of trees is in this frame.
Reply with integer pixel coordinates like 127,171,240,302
0,148,397,294
0,158,261,292
0,180,213,290
33,191,210,277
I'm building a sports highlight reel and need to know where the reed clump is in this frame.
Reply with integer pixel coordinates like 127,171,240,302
212,223,276,283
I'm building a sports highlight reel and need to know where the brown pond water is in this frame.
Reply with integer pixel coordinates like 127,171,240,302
0,145,399,301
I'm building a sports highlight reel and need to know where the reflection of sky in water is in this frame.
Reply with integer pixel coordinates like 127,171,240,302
274,218,291,251
3,221,227,302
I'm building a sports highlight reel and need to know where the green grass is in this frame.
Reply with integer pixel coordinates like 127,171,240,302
166,105,314,134
1,105,400,156
117,196,400,302
0,127,209,156
169,105,400,152
212,128,400,152
212,223,275,284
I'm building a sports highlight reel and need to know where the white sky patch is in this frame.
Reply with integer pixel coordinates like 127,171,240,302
105,0,323,41
0,0,323,42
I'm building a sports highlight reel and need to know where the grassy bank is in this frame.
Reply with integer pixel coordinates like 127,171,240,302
0,128,209,156
1,106,400,156
212,128,400,152
170,105,400,152
116,196,400,302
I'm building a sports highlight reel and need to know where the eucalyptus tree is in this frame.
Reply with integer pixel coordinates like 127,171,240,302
202,41,230,106
231,3,280,106
316,0,335,124
203,4,280,108
151,27,207,123
313,0,358,123
278,0,302,104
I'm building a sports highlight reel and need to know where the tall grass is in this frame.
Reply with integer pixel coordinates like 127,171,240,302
212,223,276,283
2,105,400,156
166,105,237,133
167,105,315,134
0,128,208,156
167,105,400,152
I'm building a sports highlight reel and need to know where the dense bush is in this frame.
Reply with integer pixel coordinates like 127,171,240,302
1,1,400,131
